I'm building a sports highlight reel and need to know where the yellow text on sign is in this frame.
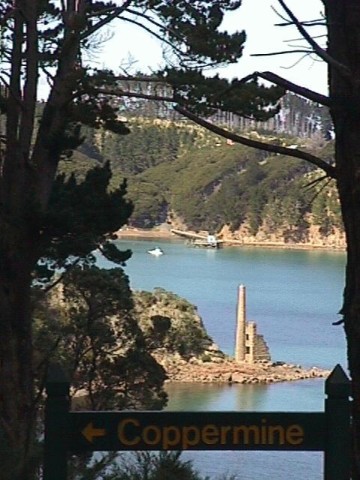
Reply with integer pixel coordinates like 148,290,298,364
118,418,304,450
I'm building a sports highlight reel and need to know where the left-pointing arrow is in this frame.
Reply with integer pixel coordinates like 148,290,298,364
82,422,106,443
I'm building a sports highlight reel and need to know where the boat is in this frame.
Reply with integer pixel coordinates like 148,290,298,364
147,247,164,256
188,234,221,249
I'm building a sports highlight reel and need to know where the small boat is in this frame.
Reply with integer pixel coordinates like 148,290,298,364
147,247,164,256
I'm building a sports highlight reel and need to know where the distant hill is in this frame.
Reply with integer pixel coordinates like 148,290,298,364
63,96,343,249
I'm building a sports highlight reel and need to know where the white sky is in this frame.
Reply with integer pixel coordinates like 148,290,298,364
39,0,328,98
95,0,327,94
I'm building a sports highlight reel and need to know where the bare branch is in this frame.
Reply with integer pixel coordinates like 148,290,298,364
174,105,336,179
275,21,326,27
276,0,351,79
303,174,329,191
305,177,333,212
282,53,319,71
253,49,313,57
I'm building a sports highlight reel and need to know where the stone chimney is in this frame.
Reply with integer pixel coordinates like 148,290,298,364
235,284,246,362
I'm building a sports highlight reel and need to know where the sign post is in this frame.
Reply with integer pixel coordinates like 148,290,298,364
43,364,351,479
43,364,70,480
324,364,351,480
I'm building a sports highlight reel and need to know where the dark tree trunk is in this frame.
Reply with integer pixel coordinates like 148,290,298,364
0,229,38,479
326,1,360,477
0,3,94,478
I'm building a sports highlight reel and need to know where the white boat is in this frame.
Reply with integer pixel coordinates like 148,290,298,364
147,247,164,256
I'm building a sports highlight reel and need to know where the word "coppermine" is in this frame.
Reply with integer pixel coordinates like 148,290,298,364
118,418,304,450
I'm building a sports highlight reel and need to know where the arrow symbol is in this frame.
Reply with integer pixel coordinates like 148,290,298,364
82,422,106,443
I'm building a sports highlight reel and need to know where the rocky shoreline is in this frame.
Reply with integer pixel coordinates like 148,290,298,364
156,355,330,385
116,226,346,252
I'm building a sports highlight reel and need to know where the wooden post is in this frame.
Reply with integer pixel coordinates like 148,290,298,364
324,364,351,480
43,364,70,480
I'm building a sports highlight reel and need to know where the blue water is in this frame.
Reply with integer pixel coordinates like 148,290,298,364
96,238,348,479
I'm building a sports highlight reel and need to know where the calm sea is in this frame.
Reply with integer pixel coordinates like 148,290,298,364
96,238,348,479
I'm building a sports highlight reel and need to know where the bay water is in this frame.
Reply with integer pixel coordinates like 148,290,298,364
96,238,348,479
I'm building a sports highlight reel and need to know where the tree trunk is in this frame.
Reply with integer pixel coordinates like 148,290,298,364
326,1,360,477
0,231,38,480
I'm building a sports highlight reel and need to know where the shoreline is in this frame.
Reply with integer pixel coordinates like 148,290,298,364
115,227,346,253
157,355,330,385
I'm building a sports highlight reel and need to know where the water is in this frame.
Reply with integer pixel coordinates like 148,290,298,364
96,238,348,479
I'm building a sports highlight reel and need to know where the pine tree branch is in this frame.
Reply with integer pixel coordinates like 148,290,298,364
251,71,330,106
118,16,185,59
92,87,174,103
126,8,183,44
43,258,81,293
0,4,17,27
174,104,337,179
80,0,134,41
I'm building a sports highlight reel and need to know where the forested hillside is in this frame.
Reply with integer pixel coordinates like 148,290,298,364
66,95,343,248
112,82,333,139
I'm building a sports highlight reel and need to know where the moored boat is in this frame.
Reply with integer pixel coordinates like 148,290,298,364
148,247,164,256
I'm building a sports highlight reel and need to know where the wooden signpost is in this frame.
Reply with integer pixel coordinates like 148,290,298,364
43,364,351,480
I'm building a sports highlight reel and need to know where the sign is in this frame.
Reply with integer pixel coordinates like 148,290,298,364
69,411,326,452
43,364,352,480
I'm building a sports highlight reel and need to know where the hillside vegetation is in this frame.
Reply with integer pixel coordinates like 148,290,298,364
64,98,343,248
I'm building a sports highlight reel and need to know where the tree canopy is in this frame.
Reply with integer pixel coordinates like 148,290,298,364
0,2,289,479
5,0,360,478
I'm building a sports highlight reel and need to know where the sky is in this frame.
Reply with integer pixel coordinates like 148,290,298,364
94,0,327,94
39,0,328,98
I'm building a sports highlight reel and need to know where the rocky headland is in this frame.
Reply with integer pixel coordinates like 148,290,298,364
154,352,329,385
131,265,331,386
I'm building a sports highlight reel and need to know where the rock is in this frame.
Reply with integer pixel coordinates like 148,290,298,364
158,354,330,384
231,373,245,383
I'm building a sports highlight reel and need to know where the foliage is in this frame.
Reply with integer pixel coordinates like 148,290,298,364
94,118,198,176
104,451,237,480
34,274,224,479
33,265,168,479
36,162,133,283
134,288,214,359
34,266,167,411
1,1,260,476
121,125,338,238
114,451,208,480
66,448,238,480
64,114,341,240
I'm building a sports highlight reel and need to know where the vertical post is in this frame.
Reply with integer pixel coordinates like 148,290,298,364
324,364,351,480
43,364,70,480
235,284,246,362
